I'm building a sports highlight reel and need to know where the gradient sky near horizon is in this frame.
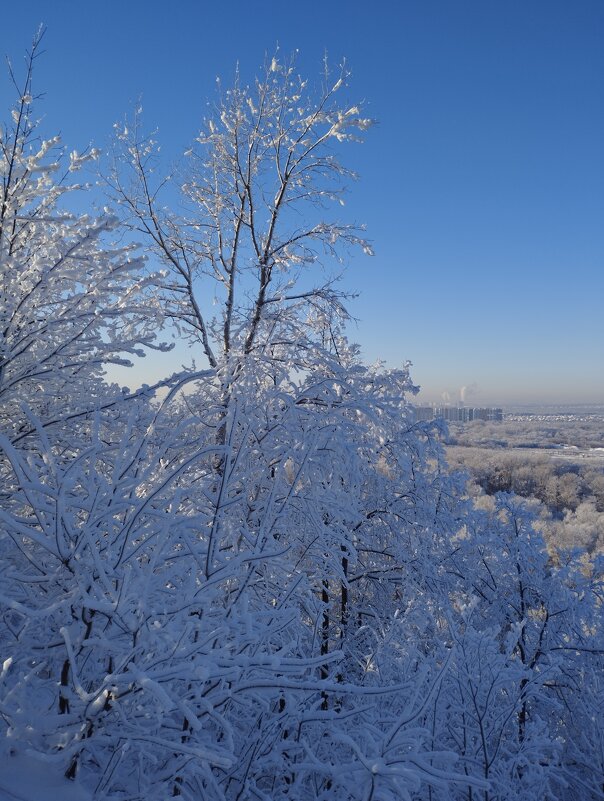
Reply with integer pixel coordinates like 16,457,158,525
3,1,603,405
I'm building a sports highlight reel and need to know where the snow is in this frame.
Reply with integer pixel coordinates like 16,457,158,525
0,753,90,801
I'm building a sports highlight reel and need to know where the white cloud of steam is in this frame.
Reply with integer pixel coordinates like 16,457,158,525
460,383,479,403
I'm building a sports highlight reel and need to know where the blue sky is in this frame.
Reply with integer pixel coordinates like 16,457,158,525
3,1,603,405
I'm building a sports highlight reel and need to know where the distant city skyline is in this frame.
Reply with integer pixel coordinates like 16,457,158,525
2,1,602,404
413,404,504,423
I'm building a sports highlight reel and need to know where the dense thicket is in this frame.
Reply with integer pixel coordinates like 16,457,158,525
1,38,602,801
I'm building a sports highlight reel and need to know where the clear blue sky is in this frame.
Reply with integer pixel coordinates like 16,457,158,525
3,1,603,405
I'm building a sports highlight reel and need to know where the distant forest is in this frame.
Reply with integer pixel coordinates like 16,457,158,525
447,418,604,559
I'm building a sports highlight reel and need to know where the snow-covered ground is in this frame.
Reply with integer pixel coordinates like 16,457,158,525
0,753,89,801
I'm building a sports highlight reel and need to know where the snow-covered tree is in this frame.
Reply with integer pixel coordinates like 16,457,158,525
102,55,490,798
426,493,604,800
0,32,171,445
108,54,374,381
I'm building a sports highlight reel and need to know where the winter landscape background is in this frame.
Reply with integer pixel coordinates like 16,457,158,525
1,3,603,800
